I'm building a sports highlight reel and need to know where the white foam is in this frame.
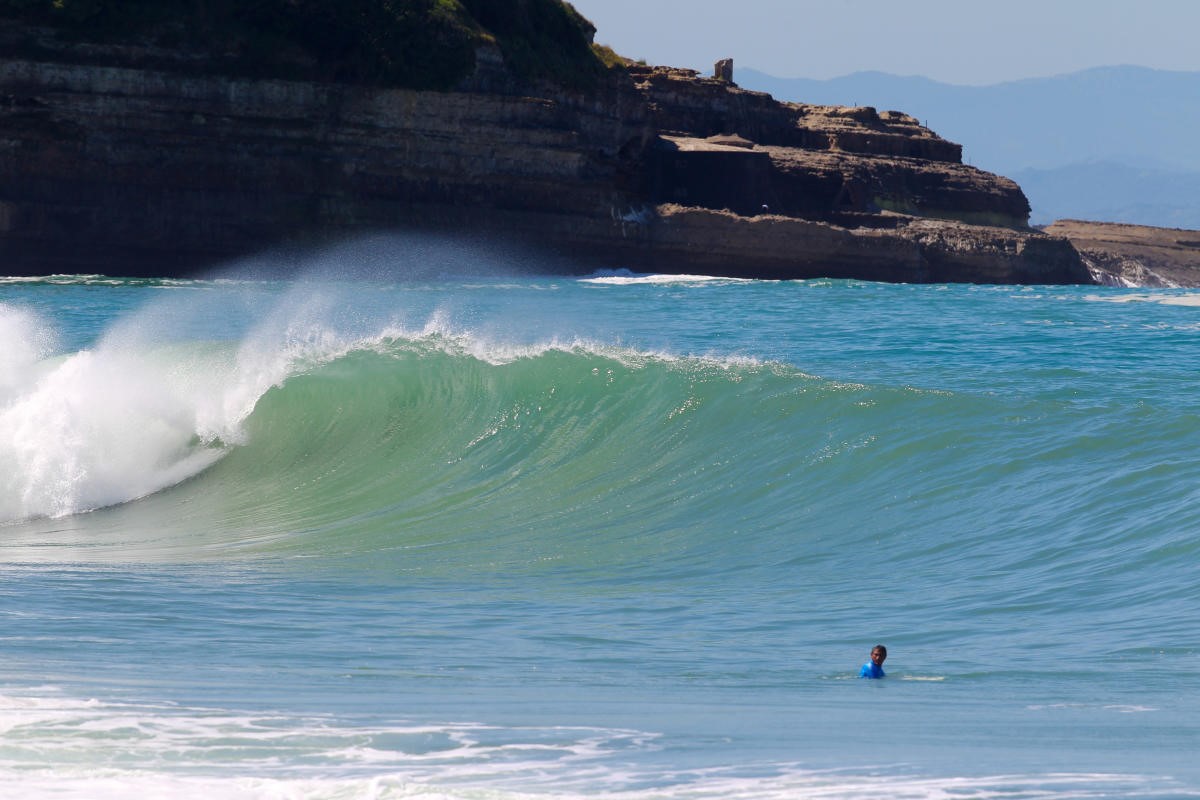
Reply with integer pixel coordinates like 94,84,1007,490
1027,702,1160,715
0,690,1177,800
1104,705,1159,714
581,270,755,286
1083,292,1200,306
0,760,1171,800
0,690,656,798
0,285,402,522
372,312,766,374
0,342,235,521
0,288,346,521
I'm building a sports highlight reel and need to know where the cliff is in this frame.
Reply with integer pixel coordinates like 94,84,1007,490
0,10,1092,284
1045,220,1200,287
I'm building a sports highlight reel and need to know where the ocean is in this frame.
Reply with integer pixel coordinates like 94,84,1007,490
1,237,1198,799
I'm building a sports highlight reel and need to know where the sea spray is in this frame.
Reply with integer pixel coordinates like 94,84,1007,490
0,285,370,521
0,303,57,402
0,341,232,521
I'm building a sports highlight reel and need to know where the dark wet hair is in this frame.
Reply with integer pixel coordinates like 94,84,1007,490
872,644,887,657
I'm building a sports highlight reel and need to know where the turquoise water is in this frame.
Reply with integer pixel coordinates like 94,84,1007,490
1,246,1199,798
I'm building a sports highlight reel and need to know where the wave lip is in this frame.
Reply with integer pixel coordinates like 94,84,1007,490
1,282,403,523
1,274,781,527
0,290,311,522
0,343,231,522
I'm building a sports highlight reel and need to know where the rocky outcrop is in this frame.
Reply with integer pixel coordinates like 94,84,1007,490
1045,219,1200,287
594,206,1087,284
628,65,1031,229
0,19,1090,284
713,59,734,84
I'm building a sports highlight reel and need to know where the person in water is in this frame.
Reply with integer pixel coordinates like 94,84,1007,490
859,644,887,679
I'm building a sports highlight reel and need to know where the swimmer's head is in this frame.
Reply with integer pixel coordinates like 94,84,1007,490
870,645,887,666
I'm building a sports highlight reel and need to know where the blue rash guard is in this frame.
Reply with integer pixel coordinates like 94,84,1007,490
859,661,885,679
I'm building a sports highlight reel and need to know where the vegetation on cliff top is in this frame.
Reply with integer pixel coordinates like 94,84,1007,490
0,0,618,89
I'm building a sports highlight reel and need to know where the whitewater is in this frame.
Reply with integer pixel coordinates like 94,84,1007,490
1,242,1198,799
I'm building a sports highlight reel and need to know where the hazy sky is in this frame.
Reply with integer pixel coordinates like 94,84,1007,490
569,0,1200,85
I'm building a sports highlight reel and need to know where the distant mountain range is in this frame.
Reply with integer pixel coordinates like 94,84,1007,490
738,66,1200,228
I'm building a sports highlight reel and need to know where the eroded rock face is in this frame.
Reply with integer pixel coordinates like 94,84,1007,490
0,22,1087,284
597,206,1090,285
1045,219,1200,287
0,56,649,274
626,65,1029,228
713,58,734,83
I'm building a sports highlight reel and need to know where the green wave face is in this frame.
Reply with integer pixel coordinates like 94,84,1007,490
95,342,834,566
4,330,914,571
7,277,1196,622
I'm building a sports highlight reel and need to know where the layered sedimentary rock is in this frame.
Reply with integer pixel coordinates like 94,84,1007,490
1044,219,1200,287
631,65,1029,228
0,43,650,274
616,206,1084,285
0,21,1090,283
